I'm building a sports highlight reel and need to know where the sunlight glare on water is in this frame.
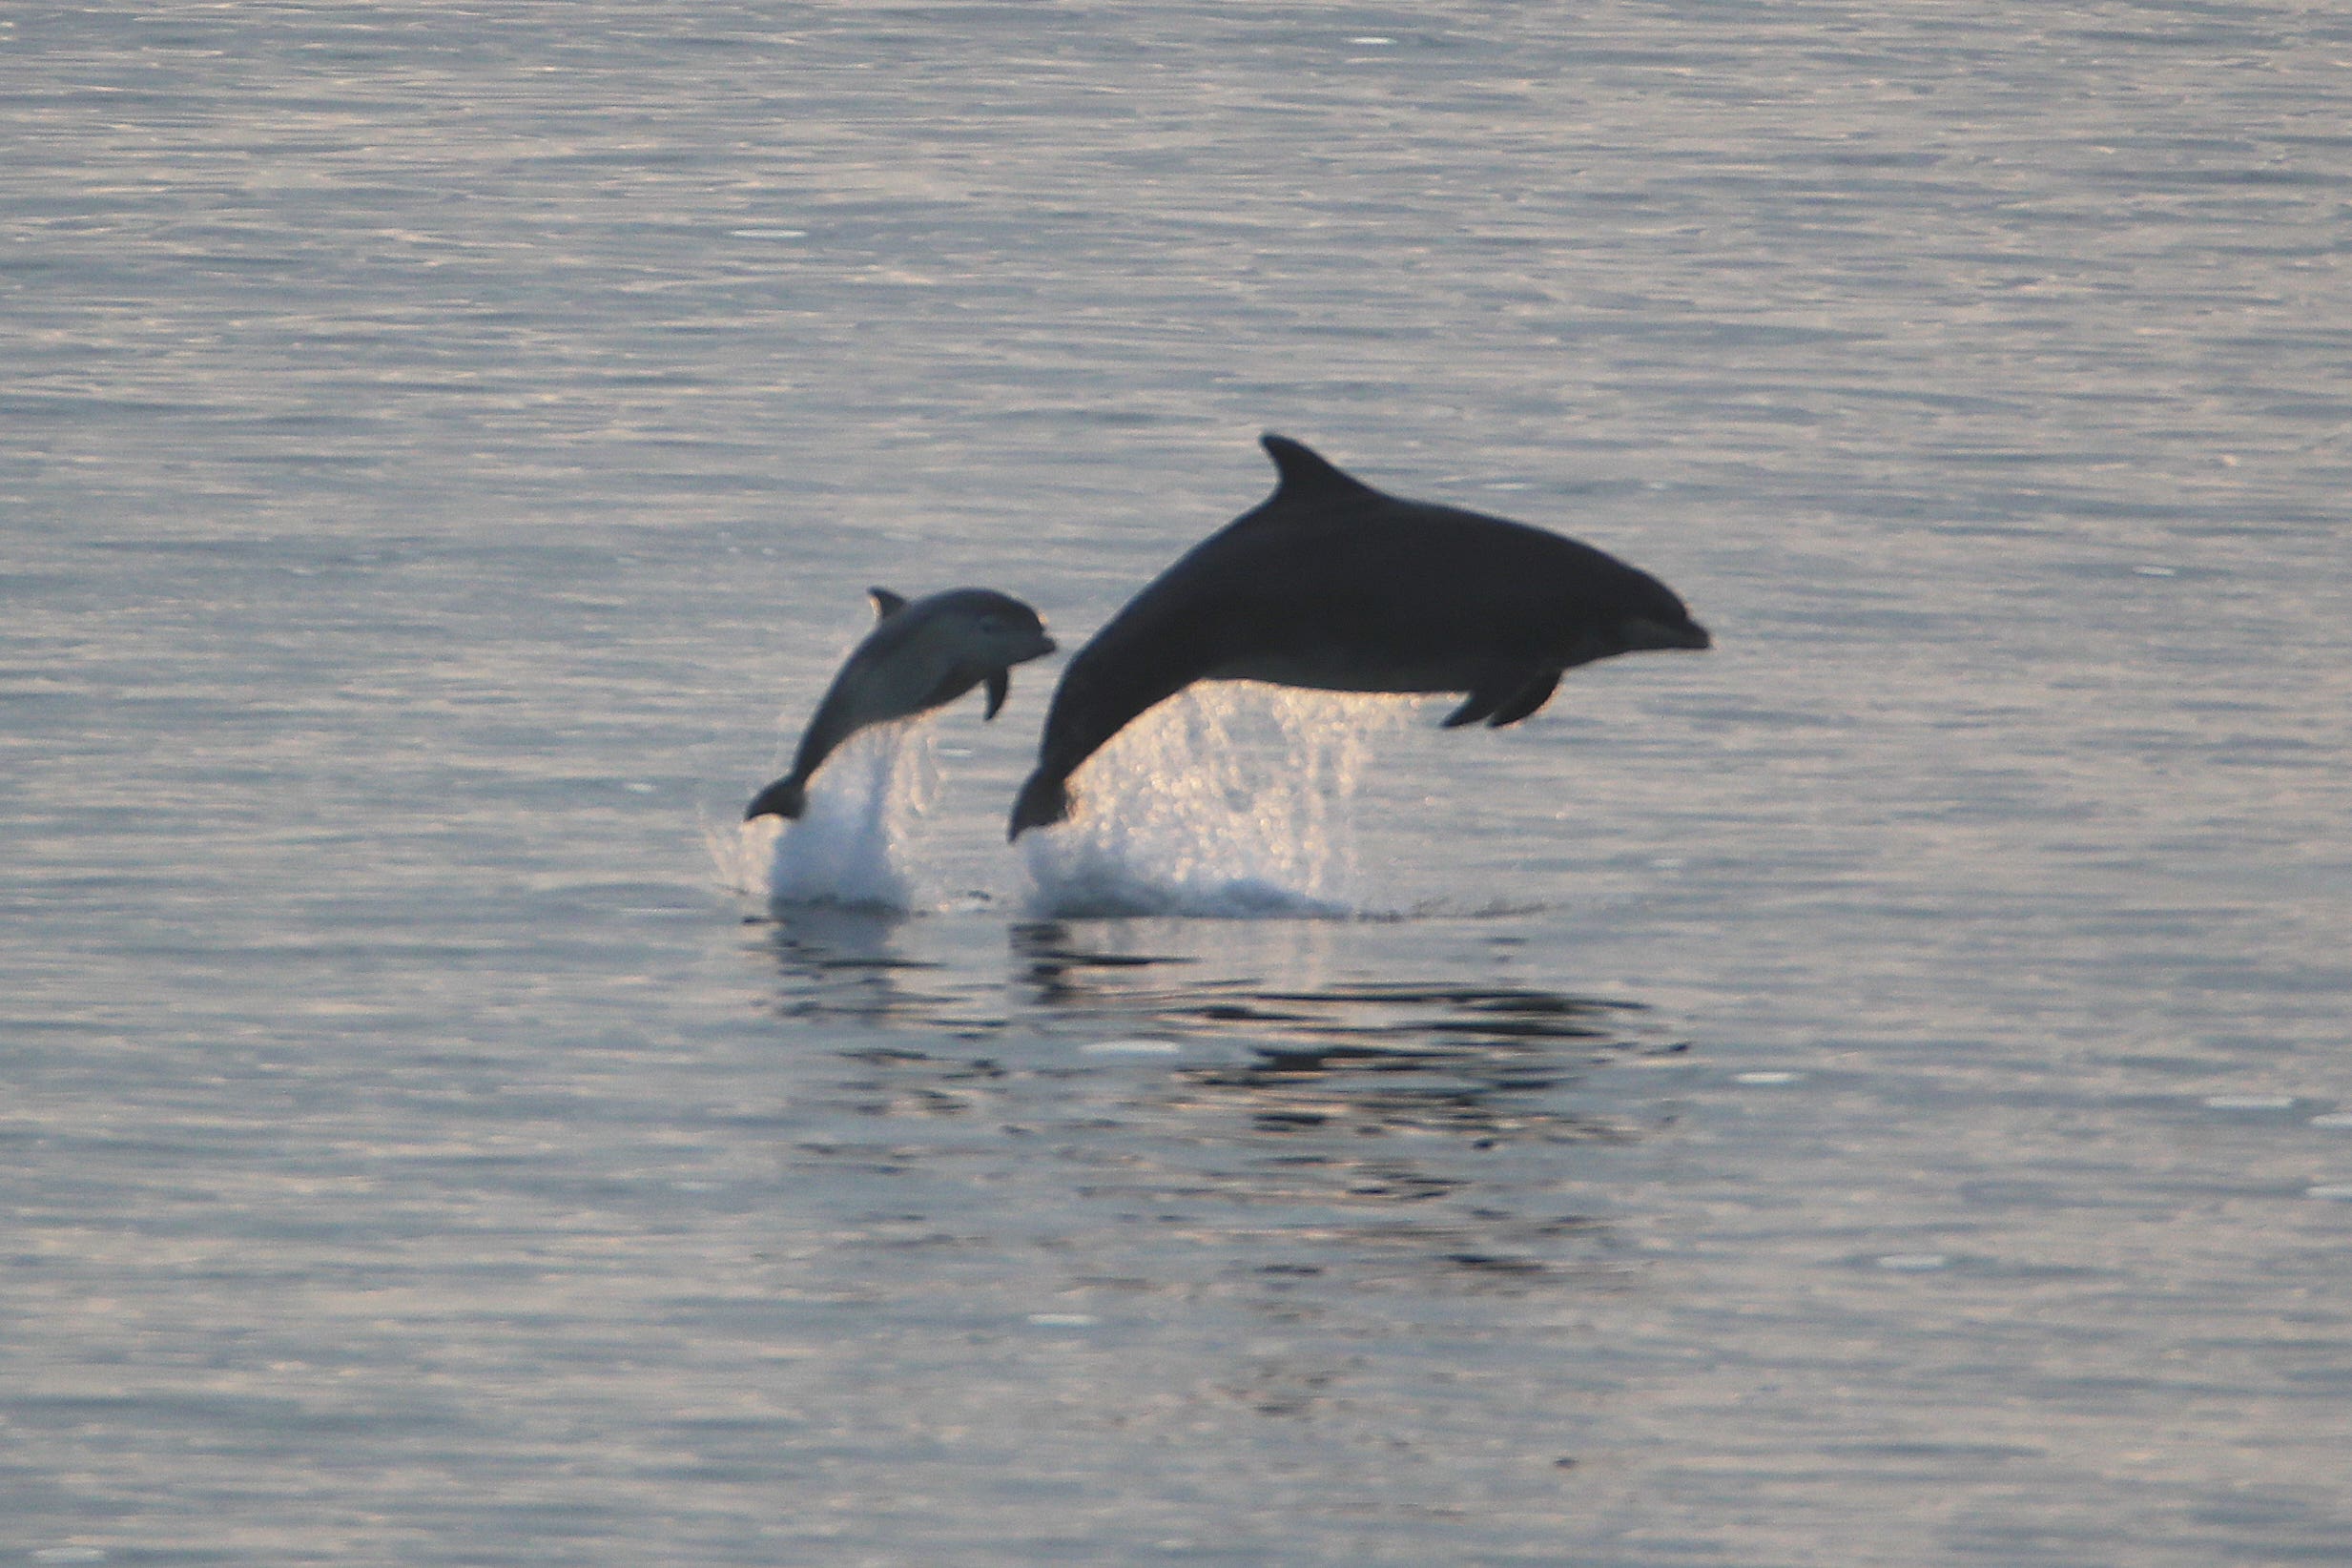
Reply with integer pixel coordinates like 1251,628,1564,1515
5,2,2352,1564
1019,686,1406,918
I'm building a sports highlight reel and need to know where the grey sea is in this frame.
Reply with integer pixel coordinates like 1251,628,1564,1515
7,4,2350,1564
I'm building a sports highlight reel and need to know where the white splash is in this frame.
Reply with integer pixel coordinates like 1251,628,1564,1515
702,810,779,898
1020,686,1404,918
710,723,939,912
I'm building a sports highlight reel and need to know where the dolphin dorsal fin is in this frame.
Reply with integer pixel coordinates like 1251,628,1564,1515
1259,434,1375,504
867,587,908,618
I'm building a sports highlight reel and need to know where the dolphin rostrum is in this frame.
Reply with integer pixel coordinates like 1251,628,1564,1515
747,587,1056,821
1008,435,1708,839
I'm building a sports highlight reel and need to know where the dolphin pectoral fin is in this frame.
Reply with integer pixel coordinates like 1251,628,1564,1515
1443,666,1560,729
745,774,809,821
867,587,908,618
1484,670,1561,728
982,668,1010,720
1441,681,1508,729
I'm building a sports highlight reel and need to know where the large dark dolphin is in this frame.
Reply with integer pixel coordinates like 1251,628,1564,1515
748,587,1055,821
1007,435,1709,839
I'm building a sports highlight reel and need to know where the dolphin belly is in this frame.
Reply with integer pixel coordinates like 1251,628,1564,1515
1202,646,1494,695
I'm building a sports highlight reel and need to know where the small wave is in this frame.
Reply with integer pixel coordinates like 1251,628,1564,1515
1397,895,1556,920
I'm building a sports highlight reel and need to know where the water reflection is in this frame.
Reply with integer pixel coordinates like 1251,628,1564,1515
761,910,1679,1058
754,910,1685,1297
755,903,1001,1039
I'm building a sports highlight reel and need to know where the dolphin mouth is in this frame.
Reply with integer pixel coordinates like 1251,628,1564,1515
1625,615,1711,652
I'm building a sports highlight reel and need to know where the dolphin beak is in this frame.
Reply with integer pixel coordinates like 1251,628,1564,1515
1625,615,1711,652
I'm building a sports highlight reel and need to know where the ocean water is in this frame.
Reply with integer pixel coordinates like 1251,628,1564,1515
6,3,2351,1563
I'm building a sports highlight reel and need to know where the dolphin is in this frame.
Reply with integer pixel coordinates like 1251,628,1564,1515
1008,435,1709,839
747,587,1056,821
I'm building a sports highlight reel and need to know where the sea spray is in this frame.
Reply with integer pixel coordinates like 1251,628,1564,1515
703,810,779,898
1021,687,1404,918
716,723,939,911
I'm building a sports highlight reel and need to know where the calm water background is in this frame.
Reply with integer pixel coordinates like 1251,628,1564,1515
6,3,2351,1563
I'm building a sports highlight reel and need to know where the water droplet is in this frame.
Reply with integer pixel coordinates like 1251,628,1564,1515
2306,1185,2352,1201
1027,1312,1098,1327
1735,1071,1799,1085
2309,1113,2352,1129
2204,1094,2295,1110
1875,1253,1950,1271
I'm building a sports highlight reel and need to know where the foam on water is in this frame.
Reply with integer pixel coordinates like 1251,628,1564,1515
707,723,939,911
1020,686,1403,918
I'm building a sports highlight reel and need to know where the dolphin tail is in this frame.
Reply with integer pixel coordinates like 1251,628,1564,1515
744,774,809,821
1007,770,1070,840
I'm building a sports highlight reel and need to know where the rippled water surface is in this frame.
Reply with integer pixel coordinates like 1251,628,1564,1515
7,4,2351,1563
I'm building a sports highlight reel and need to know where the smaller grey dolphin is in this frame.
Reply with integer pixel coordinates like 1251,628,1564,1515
1008,435,1709,839
748,587,1055,821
